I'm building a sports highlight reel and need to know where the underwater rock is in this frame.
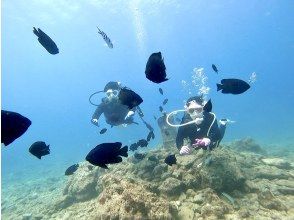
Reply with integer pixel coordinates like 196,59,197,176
22,213,32,220
152,164,168,179
178,204,195,219
258,189,288,211
228,138,267,155
177,155,196,169
261,157,292,170
62,162,100,202
253,165,291,180
159,177,183,196
199,149,246,193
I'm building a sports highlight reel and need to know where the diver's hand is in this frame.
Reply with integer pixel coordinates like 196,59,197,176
193,138,211,148
180,145,191,155
91,118,99,126
125,111,134,120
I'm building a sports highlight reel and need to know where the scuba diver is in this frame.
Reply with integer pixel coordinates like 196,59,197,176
166,95,228,155
89,81,142,127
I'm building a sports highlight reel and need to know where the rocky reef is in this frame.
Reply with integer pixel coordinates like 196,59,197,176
2,138,294,219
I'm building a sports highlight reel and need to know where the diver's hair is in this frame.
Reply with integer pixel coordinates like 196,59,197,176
104,81,121,92
186,95,204,105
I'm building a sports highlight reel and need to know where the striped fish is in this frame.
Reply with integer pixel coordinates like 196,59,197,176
97,27,113,49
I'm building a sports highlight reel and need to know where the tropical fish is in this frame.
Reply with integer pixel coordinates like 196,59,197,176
212,64,218,73
162,98,168,105
119,87,143,109
97,27,113,49
86,142,128,169
134,152,146,160
129,143,138,151
147,131,155,141
159,88,163,95
65,164,79,175
99,128,107,134
29,141,50,159
137,139,148,148
217,78,250,95
145,52,168,83
33,27,59,54
164,154,177,166
1,110,31,146
159,106,163,112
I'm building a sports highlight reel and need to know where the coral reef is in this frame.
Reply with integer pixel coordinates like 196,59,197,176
2,138,294,219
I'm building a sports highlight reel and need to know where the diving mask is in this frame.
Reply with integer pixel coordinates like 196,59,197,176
106,89,119,100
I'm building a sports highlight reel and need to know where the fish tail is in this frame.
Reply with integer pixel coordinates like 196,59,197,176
217,83,222,91
119,146,128,157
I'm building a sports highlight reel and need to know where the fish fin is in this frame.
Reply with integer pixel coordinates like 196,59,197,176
98,163,108,169
37,155,42,159
33,27,39,36
217,83,223,91
119,146,128,157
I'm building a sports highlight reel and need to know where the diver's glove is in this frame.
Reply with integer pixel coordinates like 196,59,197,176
91,118,99,127
193,138,211,149
179,145,192,155
125,111,135,120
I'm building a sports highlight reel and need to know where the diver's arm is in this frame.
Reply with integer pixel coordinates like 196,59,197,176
91,104,104,125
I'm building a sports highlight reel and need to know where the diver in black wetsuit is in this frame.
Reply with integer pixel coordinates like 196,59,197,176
172,96,227,155
91,81,138,127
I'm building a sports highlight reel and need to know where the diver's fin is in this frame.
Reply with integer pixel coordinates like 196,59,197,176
216,83,223,91
119,146,128,157
203,99,212,112
33,27,39,36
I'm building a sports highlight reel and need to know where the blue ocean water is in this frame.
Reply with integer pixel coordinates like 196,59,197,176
2,0,293,186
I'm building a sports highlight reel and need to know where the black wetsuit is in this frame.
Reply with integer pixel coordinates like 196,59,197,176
92,98,136,127
176,112,226,150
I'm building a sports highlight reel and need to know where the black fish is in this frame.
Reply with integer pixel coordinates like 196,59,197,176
97,27,113,49
86,142,128,169
146,131,155,141
129,143,138,151
134,152,146,160
203,99,212,112
65,164,79,176
100,128,107,134
1,110,31,146
33,27,59,54
164,154,177,166
217,78,250,95
162,98,168,105
119,87,143,109
159,106,163,112
159,88,163,95
212,64,218,73
137,139,148,148
29,141,50,159
145,52,168,83
143,120,154,132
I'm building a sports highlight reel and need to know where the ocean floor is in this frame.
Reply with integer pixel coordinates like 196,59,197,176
1,138,294,220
